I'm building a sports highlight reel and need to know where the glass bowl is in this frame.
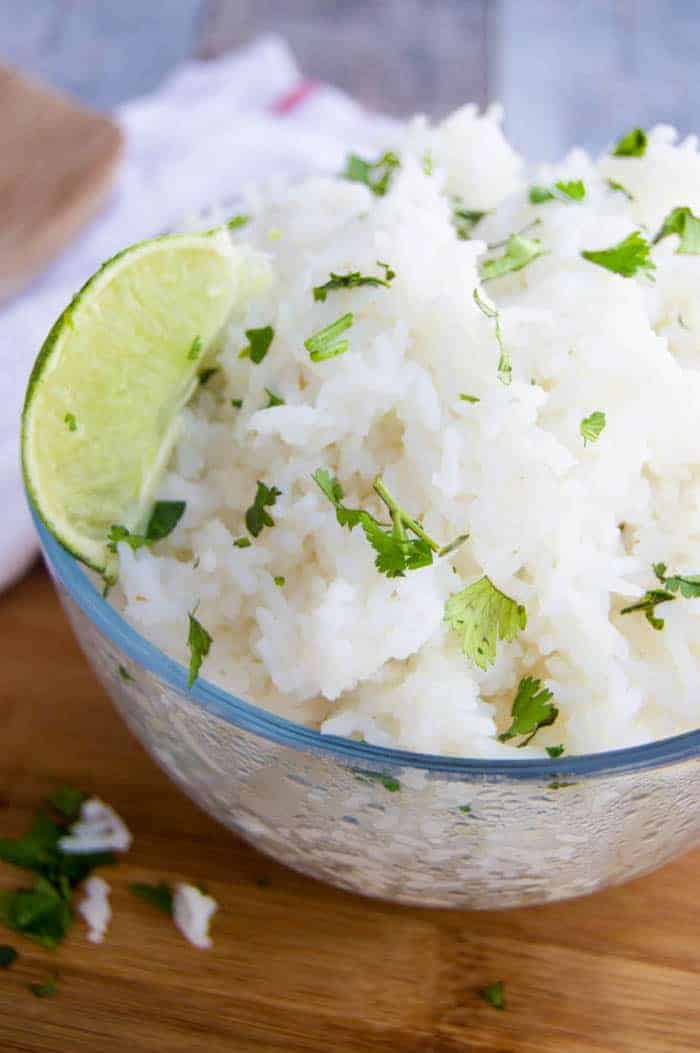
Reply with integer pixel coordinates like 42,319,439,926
34,512,700,909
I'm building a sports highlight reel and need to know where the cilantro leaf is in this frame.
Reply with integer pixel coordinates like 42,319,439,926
239,326,274,364
458,804,471,814
498,676,558,746
580,410,606,445
607,178,634,200
459,393,480,404
231,398,243,409
653,206,700,254
198,367,220,386
0,878,72,949
360,515,434,578
473,288,511,384
226,214,249,230
612,128,647,157
305,313,354,362
245,481,282,538
233,536,251,548
480,980,505,1010
129,881,173,915
445,576,527,670
547,745,565,758
64,412,77,432
452,201,487,240
353,770,401,792
264,388,285,408
273,575,285,587
29,974,58,998
621,561,700,630
0,945,17,968
313,262,395,302
341,150,400,196
529,179,586,204
581,231,655,278
311,469,362,529
187,611,212,688
479,234,545,282
47,787,86,821
118,664,134,682
108,500,185,552
187,336,202,361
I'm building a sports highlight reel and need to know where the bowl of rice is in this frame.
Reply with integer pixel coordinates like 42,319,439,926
33,105,700,908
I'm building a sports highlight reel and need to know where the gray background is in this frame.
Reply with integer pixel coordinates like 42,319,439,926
1,0,698,159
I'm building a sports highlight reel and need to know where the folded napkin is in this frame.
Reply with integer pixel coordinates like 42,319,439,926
0,35,396,592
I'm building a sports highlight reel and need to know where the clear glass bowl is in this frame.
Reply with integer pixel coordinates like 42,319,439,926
35,513,700,909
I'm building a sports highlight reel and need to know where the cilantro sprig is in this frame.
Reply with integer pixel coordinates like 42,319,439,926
529,179,585,204
444,576,527,671
479,234,545,282
305,313,354,362
341,150,400,196
312,469,467,578
473,288,511,384
245,481,282,538
187,610,212,688
612,128,647,158
108,500,186,553
498,676,558,746
653,206,700,255
580,411,606,445
313,262,395,302
621,562,700,630
581,231,655,279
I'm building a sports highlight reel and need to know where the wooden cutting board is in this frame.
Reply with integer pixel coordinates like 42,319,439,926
0,67,122,304
1,563,699,1053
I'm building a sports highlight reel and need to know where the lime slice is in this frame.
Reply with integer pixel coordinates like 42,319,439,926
22,229,253,571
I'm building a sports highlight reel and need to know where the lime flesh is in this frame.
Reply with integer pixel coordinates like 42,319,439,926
22,229,248,571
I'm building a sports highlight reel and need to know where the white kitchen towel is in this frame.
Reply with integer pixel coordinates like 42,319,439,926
1,35,396,592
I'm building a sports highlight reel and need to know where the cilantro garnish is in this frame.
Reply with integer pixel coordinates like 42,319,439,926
529,179,585,204
498,677,558,746
422,152,433,175
187,336,202,361
305,313,354,362
313,262,395,302
581,231,655,279
187,611,212,688
479,234,545,282
612,128,647,157
239,326,274,364
226,214,249,230
264,388,285,408
607,178,634,200
580,410,606,445
444,576,527,671
458,805,471,814
29,974,58,998
621,562,700,630
480,980,505,1010
342,150,400,196
459,393,480,403
473,288,511,384
245,481,282,538
312,469,467,578
198,367,220,386
234,536,251,548
0,945,17,968
48,787,86,821
118,664,134,682
452,201,487,240
547,745,565,758
129,881,173,915
653,206,700,254
64,412,77,432
231,398,243,409
353,770,401,792
108,500,186,553
273,575,285,587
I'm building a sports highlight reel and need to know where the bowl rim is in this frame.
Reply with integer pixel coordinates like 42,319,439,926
35,510,700,780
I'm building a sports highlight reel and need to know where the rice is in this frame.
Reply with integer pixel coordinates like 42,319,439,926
113,105,700,758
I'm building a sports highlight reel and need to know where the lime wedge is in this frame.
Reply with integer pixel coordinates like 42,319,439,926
22,229,252,571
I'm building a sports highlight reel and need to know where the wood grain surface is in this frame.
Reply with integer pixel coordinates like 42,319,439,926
0,67,122,304
0,564,698,1052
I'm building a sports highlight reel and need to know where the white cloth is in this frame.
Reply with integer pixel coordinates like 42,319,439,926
1,35,395,591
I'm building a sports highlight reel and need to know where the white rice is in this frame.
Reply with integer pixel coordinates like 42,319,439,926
78,876,111,944
113,105,700,758
172,883,217,949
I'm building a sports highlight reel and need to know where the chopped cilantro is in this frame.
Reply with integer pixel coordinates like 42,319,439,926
0,879,72,949
264,388,285,408
187,336,202,361
473,288,511,384
653,206,700,254
187,611,212,688
619,562,700,630
444,576,527,671
498,677,558,746
612,127,647,157
607,178,634,200
342,150,400,196
451,201,487,240
546,745,565,758
234,536,251,548
47,787,86,821
479,234,545,282
273,575,285,587
64,412,77,432
226,214,249,230
305,313,354,362
231,398,243,409
0,945,17,968
458,805,471,814
313,262,395,302
108,500,185,552
548,779,576,790
581,231,655,278
245,481,282,538
529,179,585,204
353,770,401,792
580,410,606,445
198,367,220,386
459,393,480,404
129,881,173,915
422,152,433,175
480,980,505,1010
118,664,134,682
29,974,58,998
239,326,274,364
